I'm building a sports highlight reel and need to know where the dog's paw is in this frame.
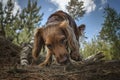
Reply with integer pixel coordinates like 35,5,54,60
70,52,82,61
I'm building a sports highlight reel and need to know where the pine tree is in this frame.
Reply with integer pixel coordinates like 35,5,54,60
0,0,19,38
99,6,120,59
66,0,85,21
14,0,43,44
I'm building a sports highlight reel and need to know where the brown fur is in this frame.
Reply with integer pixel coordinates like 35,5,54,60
32,11,85,66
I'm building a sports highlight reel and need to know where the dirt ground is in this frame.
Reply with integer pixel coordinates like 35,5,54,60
0,36,120,80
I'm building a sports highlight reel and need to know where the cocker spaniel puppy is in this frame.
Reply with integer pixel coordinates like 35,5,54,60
32,11,85,66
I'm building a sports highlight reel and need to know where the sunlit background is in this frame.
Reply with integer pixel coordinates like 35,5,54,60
1,0,120,41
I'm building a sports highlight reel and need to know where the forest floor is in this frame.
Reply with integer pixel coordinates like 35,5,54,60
0,36,120,80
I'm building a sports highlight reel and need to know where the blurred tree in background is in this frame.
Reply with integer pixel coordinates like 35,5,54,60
0,0,43,45
81,6,120,60
99,6,120,59
14,0,43,45
66,0,85,21
0,0,19,38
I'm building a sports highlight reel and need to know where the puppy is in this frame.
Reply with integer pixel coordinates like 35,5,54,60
32,11,85,66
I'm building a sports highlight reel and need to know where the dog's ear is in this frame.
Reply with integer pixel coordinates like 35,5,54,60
32,28,44,60
59,21,79,50
78,24,85,36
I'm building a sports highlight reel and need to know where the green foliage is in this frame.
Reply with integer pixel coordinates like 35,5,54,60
66,0,85,21
0,0,43,45
0,0,19,38
99,6,120,59
13,0,43,45
81,37,112,60
100,6,120,43
81,6,120,60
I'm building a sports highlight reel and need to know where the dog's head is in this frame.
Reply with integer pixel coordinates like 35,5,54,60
32,21,85,64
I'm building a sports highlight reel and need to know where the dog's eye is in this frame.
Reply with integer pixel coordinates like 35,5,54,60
60,38,67,44
47,44,52,49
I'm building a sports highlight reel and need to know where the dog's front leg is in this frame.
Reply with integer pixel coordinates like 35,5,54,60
70,43,83,61
39,51,52,67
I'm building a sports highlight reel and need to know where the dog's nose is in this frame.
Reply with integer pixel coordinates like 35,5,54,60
58,56,68,64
